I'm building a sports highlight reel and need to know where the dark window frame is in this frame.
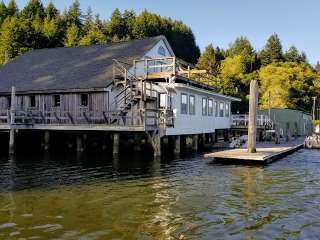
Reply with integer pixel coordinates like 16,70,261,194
80,93,89,107
29,95,36,108
53,95,61,107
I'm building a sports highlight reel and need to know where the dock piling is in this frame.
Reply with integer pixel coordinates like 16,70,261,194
174,135,180,155
192,134,198,151
44,131,50,151
9,129,15,155
248,80,259,153
113,133,120,155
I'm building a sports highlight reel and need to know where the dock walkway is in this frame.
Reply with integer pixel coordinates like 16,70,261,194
205,138,304,164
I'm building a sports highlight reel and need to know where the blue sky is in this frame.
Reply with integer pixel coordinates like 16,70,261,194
7,0,320,64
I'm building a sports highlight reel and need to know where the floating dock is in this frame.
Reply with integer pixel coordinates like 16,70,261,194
204,142,304,164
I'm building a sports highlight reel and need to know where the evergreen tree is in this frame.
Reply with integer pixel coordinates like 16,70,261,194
315,61,320,72
284,46,300,62
6,0,18,16
79,14,107,45
0,16,25,63
0,1,7,24
64,0,82,28
21,0,45,20
196,44,218,75
82,6,93,34
64,23,80,46
260,33,283,65
228,37,253,56
45,1,59,20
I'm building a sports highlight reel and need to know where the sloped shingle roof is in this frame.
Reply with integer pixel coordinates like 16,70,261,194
0,36,164,93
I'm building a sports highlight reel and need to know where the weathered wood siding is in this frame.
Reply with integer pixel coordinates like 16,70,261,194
0,92,109,114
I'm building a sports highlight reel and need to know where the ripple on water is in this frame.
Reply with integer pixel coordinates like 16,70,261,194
0,150,320,239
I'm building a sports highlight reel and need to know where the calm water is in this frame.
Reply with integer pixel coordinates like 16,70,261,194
0,149,320,240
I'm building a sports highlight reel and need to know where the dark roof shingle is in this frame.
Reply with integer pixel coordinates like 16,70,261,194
0,36,164,93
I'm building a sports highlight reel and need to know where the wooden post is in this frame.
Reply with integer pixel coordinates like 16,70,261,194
248,80,259,153
9,86,16,155
133,134,141,152
153,134,161,157
174,135,180,155
192,134,198,151
113,133,120,155
44,131,50,151
76,133,83,152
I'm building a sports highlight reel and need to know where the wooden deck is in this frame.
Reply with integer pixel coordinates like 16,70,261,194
204,140,304,164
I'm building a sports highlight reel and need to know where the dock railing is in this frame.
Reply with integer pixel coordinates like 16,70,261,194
0,108,174,130
232,114,273,129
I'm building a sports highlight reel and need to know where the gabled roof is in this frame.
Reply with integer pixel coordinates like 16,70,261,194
0,35,167,93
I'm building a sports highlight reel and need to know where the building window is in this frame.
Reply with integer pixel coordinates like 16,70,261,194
158,46,166,56
7,96,11,109
215,101,218,117
54,95,61,107
202,98,208,116
159,93,166,108
181,93,188,114
219,102,224,117
189,95,195,115
29,95,36,107
225,103,230,117
208,99,213,116
81,94,89,107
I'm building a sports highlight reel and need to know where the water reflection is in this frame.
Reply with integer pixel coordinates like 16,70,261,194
0,150,320,239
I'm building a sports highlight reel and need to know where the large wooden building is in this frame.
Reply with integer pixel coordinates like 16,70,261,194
0,35,240,156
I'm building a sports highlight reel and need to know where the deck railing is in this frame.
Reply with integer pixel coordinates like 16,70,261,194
0,108,174,129
231,114,273,129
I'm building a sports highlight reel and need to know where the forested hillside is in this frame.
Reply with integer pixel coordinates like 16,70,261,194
196,35,320,113
0,0,200,64
0,0,319,113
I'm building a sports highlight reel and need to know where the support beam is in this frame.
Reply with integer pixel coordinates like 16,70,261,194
9,129,15,155
192,134,198,151
153,134,161,157
248,80,259,153
133,134,141,152
174,135,180,155
44,131,50,151
76,134,84,152
102,133,108,151
113,133,120,155
9,86,16,155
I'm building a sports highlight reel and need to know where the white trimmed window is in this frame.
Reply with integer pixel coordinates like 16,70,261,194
208,99,213,116
181,93,188,114
225,103,230,117
215,101,218,117
202,98,208,116
219,102,224,117
189,95,195,115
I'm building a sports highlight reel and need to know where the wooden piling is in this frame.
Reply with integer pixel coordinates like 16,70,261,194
76,133,84,152
44,131,50,151
174,135,180,155
9,86,16,155
192,134,198,151
153,134,161,157
113,133,120,155
248,80,259,153
9,129,15,155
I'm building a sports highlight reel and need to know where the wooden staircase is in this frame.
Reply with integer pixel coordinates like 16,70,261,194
111,59,157,125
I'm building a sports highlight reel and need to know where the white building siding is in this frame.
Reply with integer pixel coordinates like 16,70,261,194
165,86,232,136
